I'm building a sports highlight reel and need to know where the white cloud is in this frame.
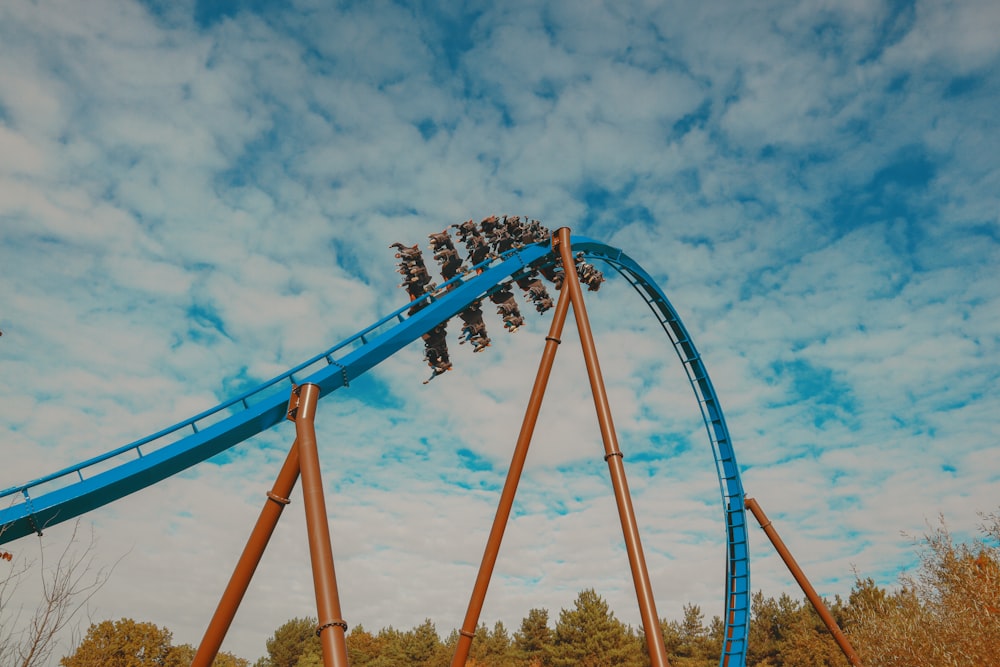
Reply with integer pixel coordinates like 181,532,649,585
2,0,999,664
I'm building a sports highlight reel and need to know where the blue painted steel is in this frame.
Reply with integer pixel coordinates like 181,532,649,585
0,236,749,666
573,241,750,665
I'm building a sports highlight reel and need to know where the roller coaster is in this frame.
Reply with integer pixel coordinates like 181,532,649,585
0,222,862,667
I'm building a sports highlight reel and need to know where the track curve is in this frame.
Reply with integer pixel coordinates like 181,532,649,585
0,233,749,665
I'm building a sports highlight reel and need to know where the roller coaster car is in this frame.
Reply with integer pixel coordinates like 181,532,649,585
502,316,523,332
495,302,519,317
421,342,453,383
466,239,491,265
492,232,516,255
391,242,422,259
451,219,480,240
422,364,451,384
428,230,454,248
392,222,571,384
533,297,553,312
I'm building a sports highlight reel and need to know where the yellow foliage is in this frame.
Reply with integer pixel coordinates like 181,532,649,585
848,511,1000,667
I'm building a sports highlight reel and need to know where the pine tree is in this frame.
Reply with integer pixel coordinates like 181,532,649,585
257,617,319,667
514,607,552,665
164,643,248,667
547,589,644,667
747,591,799,666
401,619,445,666
468,620,513,666
345,624,382,666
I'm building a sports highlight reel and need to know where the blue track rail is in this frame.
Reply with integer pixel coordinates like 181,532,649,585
0,235,750,666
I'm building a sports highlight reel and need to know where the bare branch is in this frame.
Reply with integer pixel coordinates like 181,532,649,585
1,520,119,667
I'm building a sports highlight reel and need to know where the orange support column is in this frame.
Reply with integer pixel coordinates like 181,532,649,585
292,383,350,667
192,440,302,667
555,227,671,667
745,497,864,667
450,264,575,667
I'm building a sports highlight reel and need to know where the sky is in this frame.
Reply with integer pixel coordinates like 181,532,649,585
1,0,998,663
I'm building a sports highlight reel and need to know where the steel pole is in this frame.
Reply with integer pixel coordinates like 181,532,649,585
294,383,350,667
191,441,301,667
450,253,575,667
745,497,864,667
555,227,671,667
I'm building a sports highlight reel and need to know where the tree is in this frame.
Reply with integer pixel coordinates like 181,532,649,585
514,607,552,665
676,603,710,660
547,589,644,667
706,615,724,656
345,624,383,666
60,618,173,667
744,590,851,667
1,521,115,667
61,619,248,667
658,617,682,657
366,626,405,667
257,617,320,667
848,510,1000,666
398,618,445,666
746,591,799,667
468,620,513,667
164,643,249,667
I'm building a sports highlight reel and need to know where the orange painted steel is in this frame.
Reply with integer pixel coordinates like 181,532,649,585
192,230,676,667
191,439,301,667
295,383,350,667
555,227,671,667
450,252,576,667
745,497,864,667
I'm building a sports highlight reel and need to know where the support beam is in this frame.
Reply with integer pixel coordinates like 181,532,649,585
745,497,864,667
555,227,671,667
450,260,575,667
294,383,350,667
191,440,301,667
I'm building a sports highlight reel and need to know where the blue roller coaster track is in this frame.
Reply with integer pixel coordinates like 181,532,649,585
0,235,751,665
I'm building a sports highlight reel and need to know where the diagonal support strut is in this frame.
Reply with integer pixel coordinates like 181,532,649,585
192,383,349,667
450,227,670,667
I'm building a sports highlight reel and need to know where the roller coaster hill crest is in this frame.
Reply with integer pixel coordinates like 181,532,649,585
391,215,604,384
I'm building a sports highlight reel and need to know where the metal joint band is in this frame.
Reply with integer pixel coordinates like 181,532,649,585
266,491,291,505
316,620,348,636
603,451,624,462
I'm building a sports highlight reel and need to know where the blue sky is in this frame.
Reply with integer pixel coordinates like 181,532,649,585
1,0,998,662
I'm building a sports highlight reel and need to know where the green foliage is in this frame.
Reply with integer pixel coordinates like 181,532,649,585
547,588,645,667
351,621,450,667
345,624,382,666
258,617,320,667
468,620,513,666
399,619,446,666
165,643,249,667
514,608,552,665
745,590,849,667
655,603,720,667
248,509,1000,667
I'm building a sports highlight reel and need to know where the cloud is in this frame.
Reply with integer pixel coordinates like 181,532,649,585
1,0,999,663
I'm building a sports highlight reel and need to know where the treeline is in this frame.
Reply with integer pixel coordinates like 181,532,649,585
58,618,248,667
248,587,849,667
57,510,999,666
248,589,849,667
